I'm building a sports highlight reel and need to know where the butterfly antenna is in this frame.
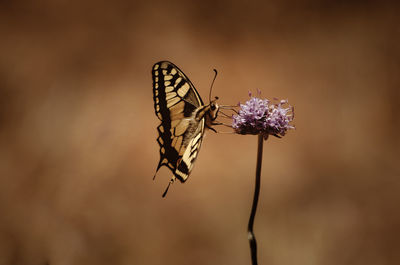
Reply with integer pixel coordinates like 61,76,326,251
209,69,218,103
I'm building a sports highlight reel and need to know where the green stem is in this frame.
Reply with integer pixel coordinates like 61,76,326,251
248,134,264,265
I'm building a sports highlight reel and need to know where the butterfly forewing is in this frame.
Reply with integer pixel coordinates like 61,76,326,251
152,61,205,183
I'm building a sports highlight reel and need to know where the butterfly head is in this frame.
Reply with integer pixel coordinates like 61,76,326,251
209,96,219,121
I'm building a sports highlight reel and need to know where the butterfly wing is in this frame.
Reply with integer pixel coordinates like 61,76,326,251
152,61,205,182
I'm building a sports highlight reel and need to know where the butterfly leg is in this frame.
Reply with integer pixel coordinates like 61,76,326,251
212,122,233,128
205,123,218,133
211,121,223,125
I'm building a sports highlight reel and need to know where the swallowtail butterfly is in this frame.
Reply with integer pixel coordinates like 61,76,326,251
152,61,219,197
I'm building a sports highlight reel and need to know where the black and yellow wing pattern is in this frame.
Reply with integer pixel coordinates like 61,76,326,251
152,61,206,193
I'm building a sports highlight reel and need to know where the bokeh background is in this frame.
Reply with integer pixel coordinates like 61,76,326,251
1,0,399,264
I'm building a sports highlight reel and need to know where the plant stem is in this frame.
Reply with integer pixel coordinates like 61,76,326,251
248,134,264,265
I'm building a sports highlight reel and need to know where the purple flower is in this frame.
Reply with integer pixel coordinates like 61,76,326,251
232,93,294,139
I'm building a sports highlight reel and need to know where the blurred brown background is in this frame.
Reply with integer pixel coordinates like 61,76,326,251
1,0,399,264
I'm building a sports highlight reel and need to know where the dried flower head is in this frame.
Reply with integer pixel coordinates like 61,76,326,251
232,92,294,139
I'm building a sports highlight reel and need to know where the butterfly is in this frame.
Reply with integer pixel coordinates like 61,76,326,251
152,61,220,197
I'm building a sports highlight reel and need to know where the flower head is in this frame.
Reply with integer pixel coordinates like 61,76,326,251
232,93,294,139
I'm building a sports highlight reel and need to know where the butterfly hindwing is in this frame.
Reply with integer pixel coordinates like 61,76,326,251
152,61,205,182
175,119,205,181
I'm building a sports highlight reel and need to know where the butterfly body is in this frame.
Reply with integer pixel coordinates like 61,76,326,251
152,61,219,194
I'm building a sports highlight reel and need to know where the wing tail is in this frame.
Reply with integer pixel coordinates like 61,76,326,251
162,178,175,198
